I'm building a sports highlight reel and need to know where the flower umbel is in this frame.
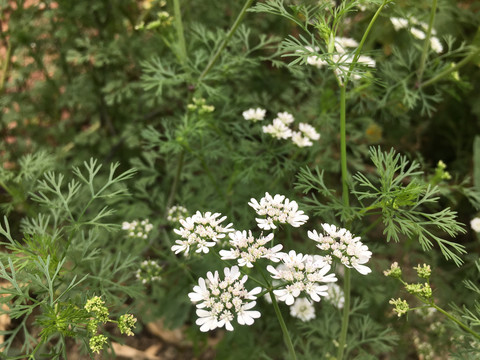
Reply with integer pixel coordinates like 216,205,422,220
167,205,189,223
171,211,233,255
308,224,372,275
136,260,162,284
267,250,337,305
248,192,309,230
219,230,283,268
85,296,109,323
262,119,293,140
188,266,262,332
389,298,410,317
243,108,266,122
118,314,137,336
122,219,154,239
290,297,316,322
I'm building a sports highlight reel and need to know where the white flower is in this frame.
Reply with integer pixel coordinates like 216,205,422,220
471,217,480,233
334,37,359,53
189,266,262,332
219,230,283,268
167,205,189,223
390,17,409,31
171,211,233,255
122,219,154,239
275,111,295,125
290,298,316,321
302,46,327,68
410,27,426,40
324,283,345,309
248,192,309,230
291,131,313,148
308,224,372,275
262,119,293,140
430,36,443,53
266,250,337,305
243,108,266,122
299,123,320,140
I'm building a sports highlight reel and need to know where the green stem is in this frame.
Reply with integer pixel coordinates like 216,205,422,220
166,150,185,212
417,0,438,83
420,47,480,88
270,292,298,360
431,303,480,341
172,0,187,65
337,267,351,360
0,40,12,95
339,85,349,208
345,0,389,86
197,0,255,84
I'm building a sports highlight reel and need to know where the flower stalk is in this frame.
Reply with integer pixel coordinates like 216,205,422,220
417,0,438,83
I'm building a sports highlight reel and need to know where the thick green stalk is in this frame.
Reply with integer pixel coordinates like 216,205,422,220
431,303,480,341
339,85,349,208
172,0,187,65
336,268,351,360
345,0,389,86
270,290,297,360
420,47,480,88
197,0,255,83
417,0,438,83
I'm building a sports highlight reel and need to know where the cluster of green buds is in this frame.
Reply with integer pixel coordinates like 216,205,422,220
136,259,162,284
187,97,215,114
167,205,189,224
430,160,452,186
84,296,137,354
384,263,433,318
136,10,173,31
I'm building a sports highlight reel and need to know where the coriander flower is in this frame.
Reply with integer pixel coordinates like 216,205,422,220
122,219,154,239
262,119,293,140
248,192,309,230
291,131,313,148
301,46,328,69
266,250,337,305
334,37,359,53
136,260,162,284
299,122,320,141
171,211,233,255
274,111,295,125
390,17,409,31
410,27,426,40
243,108,266,122
188,266,262,332
219,230,283,268
290,297,316,322
471,217,480,232
118,314,137,336
308,224,372,275
324,283,345,309
89,334,108,354
430,37,443,53
167,205,189,223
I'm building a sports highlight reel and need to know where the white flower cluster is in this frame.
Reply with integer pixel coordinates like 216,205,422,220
219,230,283,268
248,192,309,230
302,40,376,82
308,224,372,275
188,266,262,332
171,211,233,255
324,283,345,309
122,219,154,239
267,250,337,305
136,260,162,284
167,205,189,223
242,108,320,147
471,217,480,233
242,108,266,122
390,16,443,53
290,297,316,322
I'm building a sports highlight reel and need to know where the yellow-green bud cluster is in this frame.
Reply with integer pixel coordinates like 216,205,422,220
118,314,137,336
187,98,215,114
405,283,432,299
414,264,431,279
389,298,409,317
85,296,109,323
89,334,108,354
383,262,402,279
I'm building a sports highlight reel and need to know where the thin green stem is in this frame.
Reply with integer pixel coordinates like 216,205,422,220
339,85,349,209
420,47,480,88
270,292,298,360
0,40,12,94
417,0,438,83
337,267,351,360
172,0,187,65
197,0,255,84
166,150,185,212
345,0,389,86
430,303,480,341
